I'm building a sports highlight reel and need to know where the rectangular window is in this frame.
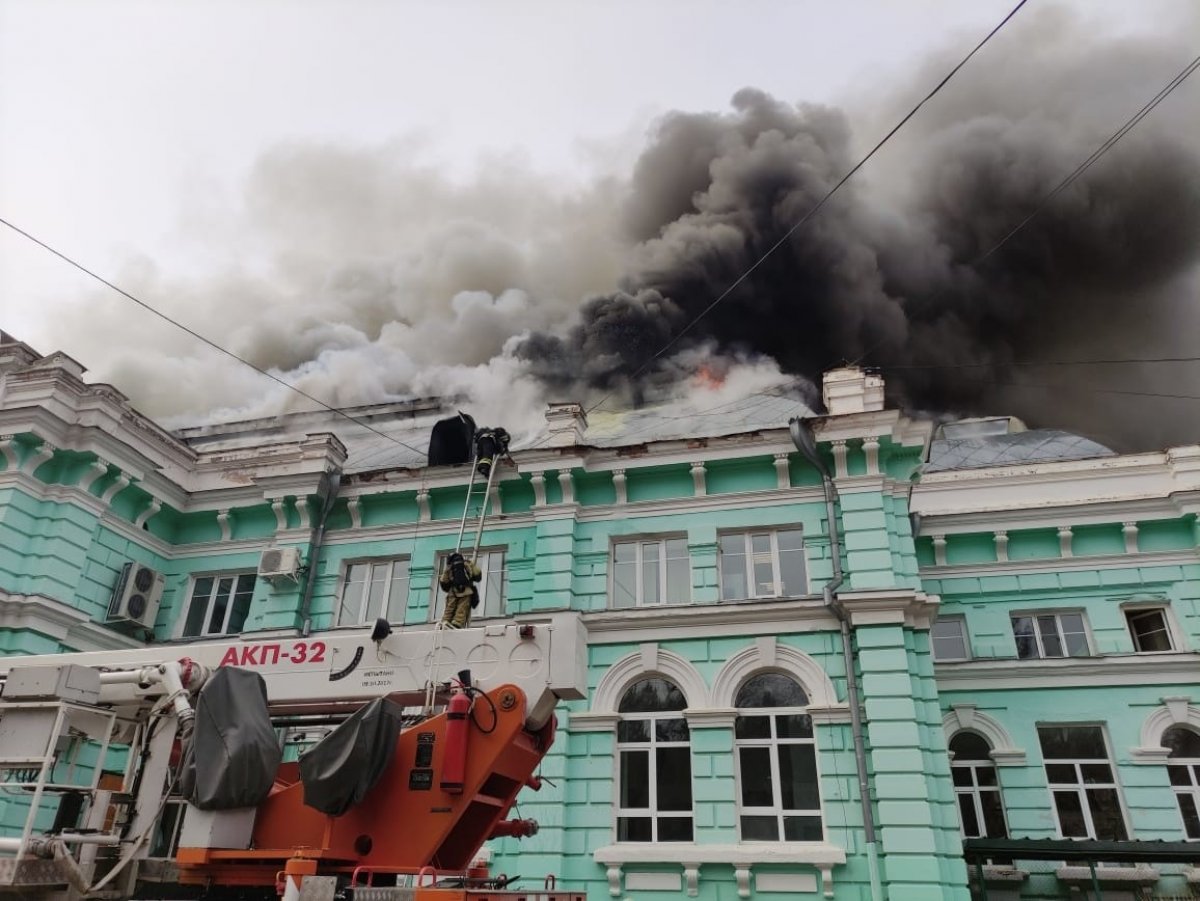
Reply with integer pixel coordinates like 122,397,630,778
931,617,970,661
338,557,410,626
719,529,807,601
617,713,693,842
1125,607,1174,653
612,538,690,608
181,573,256,637
1038,726,1128,840
1011,612,1090,659
431,549,506,621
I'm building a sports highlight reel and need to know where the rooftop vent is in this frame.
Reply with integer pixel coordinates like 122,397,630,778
544,403,588,448
822,367,885,415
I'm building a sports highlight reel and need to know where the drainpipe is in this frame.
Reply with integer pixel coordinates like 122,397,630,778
299,468,342,637
790,419,883,901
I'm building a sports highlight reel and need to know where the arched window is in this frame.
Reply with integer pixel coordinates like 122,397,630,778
1164,726,1200,839
950,732,1008,839
734,673,821,841
616,678,693,842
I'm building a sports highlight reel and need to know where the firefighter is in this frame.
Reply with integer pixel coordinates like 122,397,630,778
439,552,482,629
473,427,510,479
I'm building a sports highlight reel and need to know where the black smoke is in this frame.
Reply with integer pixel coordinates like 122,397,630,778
517,22,1200,450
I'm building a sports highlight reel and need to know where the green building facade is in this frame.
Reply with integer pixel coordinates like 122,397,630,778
0,334,1197,899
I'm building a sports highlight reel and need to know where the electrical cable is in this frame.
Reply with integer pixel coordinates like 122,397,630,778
0,216,427,457
975,52,1200,264
880,355,1200,370
468,687,498,735
583,0,1031,416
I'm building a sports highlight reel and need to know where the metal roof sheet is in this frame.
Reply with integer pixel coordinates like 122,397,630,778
924,429,1114,473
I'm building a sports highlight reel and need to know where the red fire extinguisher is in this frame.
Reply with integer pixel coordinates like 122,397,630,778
440,687,472,794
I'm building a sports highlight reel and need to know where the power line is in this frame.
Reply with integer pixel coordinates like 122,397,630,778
881,355,1200,370
585,0,1030,415
975,51,1200,263
956,374,1200,402
0,216,428,457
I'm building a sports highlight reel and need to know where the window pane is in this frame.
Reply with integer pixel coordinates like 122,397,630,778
619,750,649,808
949,732,992,761
1086,789,1127,840
207,577,234,634
482,554,505,618
735,716,771,740
340,565,367,624
641,548,661,605
656,747,693,811
931,619,968,661
779,535,807,596
752,556,775,596
366,564,388,621
739,747,774,807
1164,727,1200,758
1039,727,1104,760
1127,610,1172,652
1037,615,1064,658
957,794,981,837
665,555,690,603
777,529,804,552
741,815,778,841
613,560,637,609
778,744,820,810
751,534,772,555
1080,764,1113,784
782,815,823,841
387,560,409,621
183,577,213,637
656,718,689,743
1053,790,1087,837
1167,765,1190,787
619,678,687,713
1059,613,1089,656
980,791,1008,838
1178,794,1200,839
1045,764,1077,784
952,767,974,788
617,817,651,842
617,720,649,743
657,817,693,842
719,535,747,600
736,673,808,709
975,766,997,787
1012,617,1038,659
776,714,814,739
227,576,255,634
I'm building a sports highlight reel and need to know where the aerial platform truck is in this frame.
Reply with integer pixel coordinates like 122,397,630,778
0,612,588,901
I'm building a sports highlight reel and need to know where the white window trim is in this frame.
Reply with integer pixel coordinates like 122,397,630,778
1120,601,1185,653
610,535,691,608
1039,724,1131,841
949,736,1008,839
733,701,824,842
430,548,508,622
176,571,257,638
1011,610,1093,659
1167,744,1200,840
931,616,972,662
336,556,411,627
718,528,809,602
614,707,695,843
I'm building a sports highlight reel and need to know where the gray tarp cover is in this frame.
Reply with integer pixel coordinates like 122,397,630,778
299,698,405,816
178,667,281,810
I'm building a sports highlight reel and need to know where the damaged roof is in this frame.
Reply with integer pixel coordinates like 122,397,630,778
924,428,1115,472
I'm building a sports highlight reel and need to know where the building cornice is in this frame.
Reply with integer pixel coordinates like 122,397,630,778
581,598,839,644
921,549,1199,581
935,651,1200,692
0,591,145,651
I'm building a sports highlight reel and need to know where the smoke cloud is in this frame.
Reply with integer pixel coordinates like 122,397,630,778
44,7,1200,451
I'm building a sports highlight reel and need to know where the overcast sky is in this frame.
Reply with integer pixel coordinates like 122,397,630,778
1,0,1195,449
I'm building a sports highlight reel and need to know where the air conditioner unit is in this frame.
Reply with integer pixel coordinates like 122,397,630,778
258,547,302,583
107,562,165,628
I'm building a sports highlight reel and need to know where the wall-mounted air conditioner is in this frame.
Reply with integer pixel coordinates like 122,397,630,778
107,563,165,628
258,547,303,583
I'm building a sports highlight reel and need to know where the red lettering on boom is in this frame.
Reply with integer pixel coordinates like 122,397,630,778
219,647,240,667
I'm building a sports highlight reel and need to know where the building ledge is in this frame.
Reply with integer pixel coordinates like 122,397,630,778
1056,865,1159,885
593,843,846,898
967,865,1028,884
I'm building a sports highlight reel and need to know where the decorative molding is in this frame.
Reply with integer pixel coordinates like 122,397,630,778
1123,521,1140,554
270,498,289,531
711,640,841,708
756,634,777,667
0,591,144,651
611,469,627,505
830,441,849,479
1131,698,1200,763
932,534,948,566
530,472,546,507
773,454,791,489
736,866,750,899
921,548,1199,579
296,497,313,530
1058,525,1073,558
581,599,839,646
80,459,111,493
416,490,431,522
21,441,56,475
690,461,707,497
216,509,232,542
556,470,575,505
133,497,161,530
590,647,709,712
942,705,1026,765
100,472,131,505
993,531,1009,563
0,435,18,469
488,484,502,516
640,642,658,672
835,589,940,630
861,438,880,476
937,652,1200,692
684,708,737,729
684,865,699,897
346,497,363,529
566,712,620,733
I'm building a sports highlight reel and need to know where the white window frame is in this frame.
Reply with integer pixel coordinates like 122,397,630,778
949,733,1008,840
1165,728,1200,840
178,572,257,638
615,698,694,843
1038,724,1131,840
733,679,823,842
610,536,691,608
718,528,808,601
931,616,971,662
1121,603,1178,653
430,548,507,621
1011,610,1092,659
336,556,411,626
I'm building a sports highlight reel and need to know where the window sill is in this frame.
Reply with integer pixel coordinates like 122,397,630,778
1055,865,1159,886
967,865,1028,884
593,842,846,898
